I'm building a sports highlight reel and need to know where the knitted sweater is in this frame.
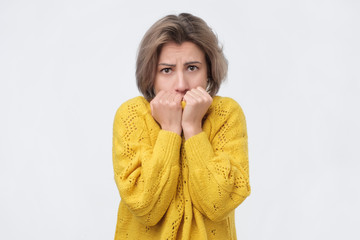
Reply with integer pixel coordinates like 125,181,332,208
112,96,250,240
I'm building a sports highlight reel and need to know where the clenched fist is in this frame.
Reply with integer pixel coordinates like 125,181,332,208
150,91,183,136
182,86,212,140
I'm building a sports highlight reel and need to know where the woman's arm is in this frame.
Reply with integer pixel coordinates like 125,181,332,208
112,98,181,226
184,98,251,222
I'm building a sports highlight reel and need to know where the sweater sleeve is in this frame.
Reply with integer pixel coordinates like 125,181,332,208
112,99,181,226
184,98,250,222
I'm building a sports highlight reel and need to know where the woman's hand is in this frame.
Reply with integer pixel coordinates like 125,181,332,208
182,87,213,140
150,91,183,136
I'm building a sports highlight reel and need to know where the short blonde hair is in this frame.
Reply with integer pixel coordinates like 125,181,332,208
136,13,228,101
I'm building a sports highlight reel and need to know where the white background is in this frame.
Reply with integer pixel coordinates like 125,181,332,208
1,0,359,239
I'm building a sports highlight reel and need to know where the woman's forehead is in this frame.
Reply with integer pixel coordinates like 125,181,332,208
158,42,205,63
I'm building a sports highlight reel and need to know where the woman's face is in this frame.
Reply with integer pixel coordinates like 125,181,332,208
154,41,208,97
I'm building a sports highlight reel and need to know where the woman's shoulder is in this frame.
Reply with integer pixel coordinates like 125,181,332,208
207,96,247,132
119,96,149,108
114,96,150,119
211,96,245,117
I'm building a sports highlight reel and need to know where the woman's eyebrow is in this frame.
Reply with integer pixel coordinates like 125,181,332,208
158,61,202,67
184,61,202,65
158,63,176,67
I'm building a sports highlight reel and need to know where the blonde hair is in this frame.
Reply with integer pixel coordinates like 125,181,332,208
136,13,228,101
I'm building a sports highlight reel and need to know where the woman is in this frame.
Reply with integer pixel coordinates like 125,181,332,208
112,13,250,239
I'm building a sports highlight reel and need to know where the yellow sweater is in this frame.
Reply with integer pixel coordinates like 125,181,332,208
112,96,250,240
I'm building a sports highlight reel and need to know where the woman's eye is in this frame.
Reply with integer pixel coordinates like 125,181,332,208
161,68,172,73
188,65,198,71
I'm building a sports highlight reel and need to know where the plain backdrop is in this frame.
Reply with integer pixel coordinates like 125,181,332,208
1,0,359,239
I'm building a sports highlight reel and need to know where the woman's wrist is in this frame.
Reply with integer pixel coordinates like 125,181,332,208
161,125,182,136
182,123,202,140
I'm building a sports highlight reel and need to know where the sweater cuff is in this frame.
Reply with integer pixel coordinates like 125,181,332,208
184,131,214,168
154,130,182,166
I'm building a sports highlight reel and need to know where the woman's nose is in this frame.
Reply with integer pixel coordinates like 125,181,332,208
175,71,189,94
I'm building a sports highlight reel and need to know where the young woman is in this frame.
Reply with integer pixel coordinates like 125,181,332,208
112,13,251,239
